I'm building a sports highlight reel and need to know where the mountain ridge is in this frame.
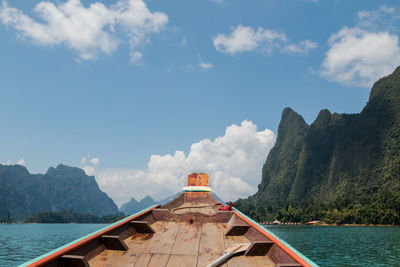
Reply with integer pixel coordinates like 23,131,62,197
236,67,400,225
0,164,118,220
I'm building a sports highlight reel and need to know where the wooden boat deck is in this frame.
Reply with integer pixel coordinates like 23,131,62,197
89,220,275,267
23,173,316,267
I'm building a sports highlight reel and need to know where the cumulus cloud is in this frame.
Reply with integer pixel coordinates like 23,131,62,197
0,0,168,61
320,27,400,87
92,120,275,206
282,40,318,54
320,6,400,87
213,25,287,54
213,25,316,55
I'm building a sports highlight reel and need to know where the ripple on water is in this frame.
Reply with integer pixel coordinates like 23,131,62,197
264,225,400,267
0,224,106,266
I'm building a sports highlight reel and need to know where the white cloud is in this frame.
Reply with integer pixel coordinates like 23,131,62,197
3,160,11,165
93,120,275,206
213,25,316,56
0,0,168,61
16,159,25,165
321,28,400,87
213,25,287,55
357,5,395,31
282,40,318,54
199,61,213,70
319,5,400,87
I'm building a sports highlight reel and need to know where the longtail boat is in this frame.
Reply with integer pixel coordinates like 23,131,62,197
22,173,318,267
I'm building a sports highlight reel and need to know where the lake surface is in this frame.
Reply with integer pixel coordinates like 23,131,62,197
0,224,106,266
0,224,399,266
265,225,400,266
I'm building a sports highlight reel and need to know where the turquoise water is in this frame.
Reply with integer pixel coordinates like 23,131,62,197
0,224,106,266
0,224,399,266
265,225,400,266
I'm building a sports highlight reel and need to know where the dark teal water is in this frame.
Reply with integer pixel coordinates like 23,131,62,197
265,225,400,266
0,224,399,266
0,224,106,266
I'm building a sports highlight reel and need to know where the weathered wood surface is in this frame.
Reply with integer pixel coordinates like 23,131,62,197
143,222,182,254
197,223,227,267
167,255,198,267
152,208,232,223
147,254,170,267
134,254,152,267
89,220,275,267
171,223,201,255
187,173,209,186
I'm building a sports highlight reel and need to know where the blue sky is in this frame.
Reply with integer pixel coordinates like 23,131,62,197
1,0,399,203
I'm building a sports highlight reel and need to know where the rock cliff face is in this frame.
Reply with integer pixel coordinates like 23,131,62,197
0,164,118,220
236,67,400,224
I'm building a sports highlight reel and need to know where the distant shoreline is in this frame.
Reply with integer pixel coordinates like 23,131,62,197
317,223,400,227
263,223,400,227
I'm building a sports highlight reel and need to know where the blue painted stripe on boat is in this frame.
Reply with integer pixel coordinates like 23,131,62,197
233,207,319,267
19,204,159,267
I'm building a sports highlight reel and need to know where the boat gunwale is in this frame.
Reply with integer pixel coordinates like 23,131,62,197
21,204,160,267
21,193,318,267
233,207,318,267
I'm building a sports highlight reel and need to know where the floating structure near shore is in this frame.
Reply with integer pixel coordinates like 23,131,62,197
22,173,317,267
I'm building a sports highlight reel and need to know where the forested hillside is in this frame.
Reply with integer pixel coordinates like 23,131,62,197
236,67,400,225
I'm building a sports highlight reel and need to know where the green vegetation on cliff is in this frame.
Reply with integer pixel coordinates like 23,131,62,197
236,67,400,225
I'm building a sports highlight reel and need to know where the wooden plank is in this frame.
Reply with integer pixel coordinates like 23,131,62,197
143,221,182,254
148,254,170,267
101,251,139,267
60,255,89,267
187,173,209,186
87,250,113,267
197,223,226,267
225,225,250,236
100,235,128,251
166,255,197,267
222,225,249,267
130,221,155,233
245,241,273,256
124,233,153,256
224,234,248,248
89,250,139,267
171,223,201,256
134,254,152,267
227,255,275,267
223,229,275,267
